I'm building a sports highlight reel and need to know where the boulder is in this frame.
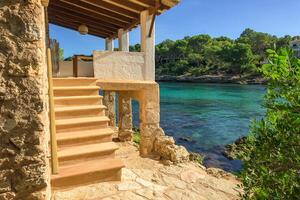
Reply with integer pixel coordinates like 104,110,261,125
154,136,189,163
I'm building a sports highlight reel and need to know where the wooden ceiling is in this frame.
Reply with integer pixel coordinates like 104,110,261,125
48,0,180,39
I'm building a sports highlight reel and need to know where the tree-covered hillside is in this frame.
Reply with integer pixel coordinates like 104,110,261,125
130,28,300,78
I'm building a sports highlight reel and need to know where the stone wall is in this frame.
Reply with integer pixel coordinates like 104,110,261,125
0,1,50,199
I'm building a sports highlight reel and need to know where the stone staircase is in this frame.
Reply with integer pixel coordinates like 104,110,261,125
51,78,124,189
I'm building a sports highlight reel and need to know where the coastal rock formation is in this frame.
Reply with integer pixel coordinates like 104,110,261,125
206,168,236,179
0,1,50,199
154,135,190,163
189,152,204,164
156,74,266,84
223,136,247,160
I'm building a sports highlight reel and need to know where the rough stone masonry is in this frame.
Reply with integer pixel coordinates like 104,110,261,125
0,1,50,199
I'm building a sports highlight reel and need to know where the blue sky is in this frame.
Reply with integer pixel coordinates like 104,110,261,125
50,0,300,57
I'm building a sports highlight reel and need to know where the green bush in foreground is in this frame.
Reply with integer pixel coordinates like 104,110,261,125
239,48,300,199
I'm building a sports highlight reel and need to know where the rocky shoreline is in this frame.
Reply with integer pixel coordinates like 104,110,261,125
156,74,266,84
223,136,247,160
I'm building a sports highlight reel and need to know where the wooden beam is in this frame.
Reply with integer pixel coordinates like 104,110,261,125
82,0,140,18
47,0,179,39
48,5,121,30
108,19,139,39
148,0,160,37
103,0,146,13
49,17,112,37
47,48,59,174
51,0,130,27
49,21,108,38
59,0,134,23
76,55,93,61
49,6,121,31
161,0,178,8
73,55,78,77
49,13,116,34
148,14,156,38
129,0,155,7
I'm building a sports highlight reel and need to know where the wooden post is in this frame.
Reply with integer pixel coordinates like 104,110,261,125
73,55,78,77
47,48,59,174
141,10,155,81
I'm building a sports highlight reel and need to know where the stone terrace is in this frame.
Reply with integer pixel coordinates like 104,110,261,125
53,142,241,200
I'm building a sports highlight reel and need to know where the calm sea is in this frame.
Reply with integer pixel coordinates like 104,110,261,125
133,82,265,172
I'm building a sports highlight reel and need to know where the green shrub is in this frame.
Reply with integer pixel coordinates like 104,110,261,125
239,48,300,200
132,127,141,144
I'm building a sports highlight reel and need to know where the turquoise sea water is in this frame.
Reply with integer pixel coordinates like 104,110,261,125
133,82,266,172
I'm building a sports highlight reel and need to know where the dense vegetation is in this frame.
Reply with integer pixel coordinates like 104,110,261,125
238,48,300,199
130,28,299,77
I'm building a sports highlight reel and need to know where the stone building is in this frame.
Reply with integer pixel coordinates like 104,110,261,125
0,0,189,199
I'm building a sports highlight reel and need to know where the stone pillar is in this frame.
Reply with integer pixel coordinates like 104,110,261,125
139,84,162,155
118,29,129,52
103,91,116,127
105,38,114,51
117,29,133,141
0,0,50,199
118,92,133,141
140,10,155,81
103,38,116,127
139,85,189,163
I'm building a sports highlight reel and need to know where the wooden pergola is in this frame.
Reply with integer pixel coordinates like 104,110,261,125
47,0,180,39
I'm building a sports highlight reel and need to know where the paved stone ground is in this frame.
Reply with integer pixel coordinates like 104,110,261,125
53,142,241,200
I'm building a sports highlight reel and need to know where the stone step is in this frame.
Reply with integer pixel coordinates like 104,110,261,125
51,158,124,189
55,105,106,119
53,78,98,87
56,128,114,147
53,86,100,97
56,116,110,132
50,78,124,190
54,95,103,107
58,142,118,165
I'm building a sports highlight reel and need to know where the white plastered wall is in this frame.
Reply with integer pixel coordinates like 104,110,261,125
93,51,148,81
56,61,94,77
